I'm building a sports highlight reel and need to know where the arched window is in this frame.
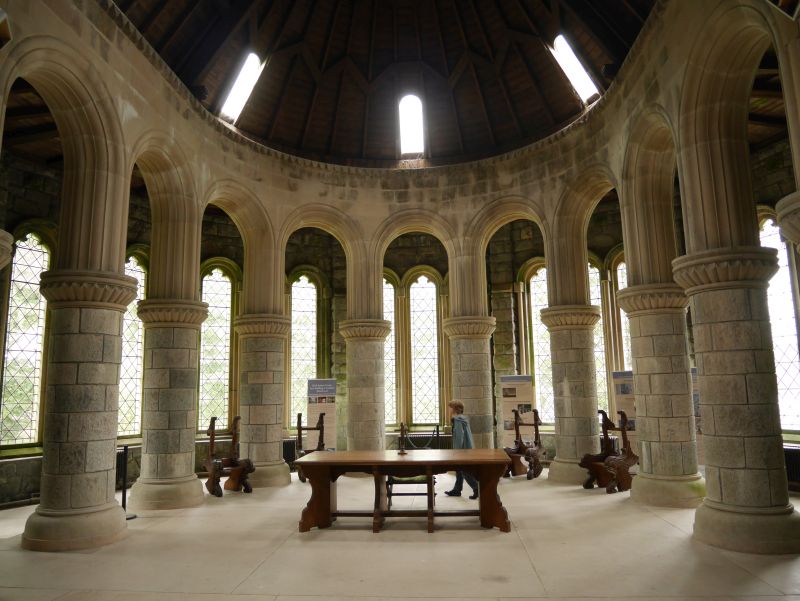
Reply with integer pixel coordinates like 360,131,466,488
550,34,599,102
616,261,632,370
529,267,554,422
118,255,146,436
291,275,318,425
383,278,397,425
1,233,49,445
760,218,800,430
589,264,609,411
399,94,424,155
199,268,233,430
409,274,439,424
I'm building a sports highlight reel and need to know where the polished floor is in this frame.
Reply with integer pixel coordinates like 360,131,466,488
0,469,799,601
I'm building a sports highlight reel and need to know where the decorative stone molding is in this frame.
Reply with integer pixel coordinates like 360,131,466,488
137,299,208,326
339,319,391,340
617,283,688,315
442,316,496,339
672,247,779,295
40,270,137,310
539,305,600,330
0,229,13,271
234,313,291,338
777,191,800,245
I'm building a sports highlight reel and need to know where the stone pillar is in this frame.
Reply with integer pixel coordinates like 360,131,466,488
674,247,800,553
339,319,390,451
127,300,207,510
443,316,496,449
234,313,291,486
541,305,601,484
22,271,136,551
0,229,13,269
617,284,705,507
777,191,800,244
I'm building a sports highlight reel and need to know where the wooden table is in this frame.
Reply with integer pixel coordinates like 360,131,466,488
294,449,511,533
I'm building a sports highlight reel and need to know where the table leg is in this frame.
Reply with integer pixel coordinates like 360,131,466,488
426,466,434,533
372,469,387,533
476,464,511,532
299,466,334,532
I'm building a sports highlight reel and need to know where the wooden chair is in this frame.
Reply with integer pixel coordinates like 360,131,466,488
503,409,546,479
295,412,326,483
204,416,255,497
579,409,619,489
386,423,439,510
603,411,638,493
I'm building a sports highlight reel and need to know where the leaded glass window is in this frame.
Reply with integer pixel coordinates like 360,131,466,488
410,275,439,424
383,279,397,425
761,219,800,430
118,256,145,436
1,234,49,445
199,269,232,430
589,265,608,411
291,275,317,426
529,268,554,422
616,261,632,370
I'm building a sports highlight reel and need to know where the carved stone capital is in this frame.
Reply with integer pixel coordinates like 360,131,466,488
40,270,137,310
442,316,496,339
617,284,688,316
234,313,291,338
137,299,208,327
0,230,13,271
540,304,600,330
339,319,391,341
777,191,800,245
672,247,778,295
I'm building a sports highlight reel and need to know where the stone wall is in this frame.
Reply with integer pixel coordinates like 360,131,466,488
0,152,60,231
751,138,796,208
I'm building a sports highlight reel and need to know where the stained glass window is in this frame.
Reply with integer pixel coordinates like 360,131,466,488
399,94,424,154
529,268,554,422
291,276,317,426
199,269,232,430
383,279,397,425
761,219,800,430
616,261,632,370
589,265,608,411
410,275,439,424
118,256,145,436
1,234,49,445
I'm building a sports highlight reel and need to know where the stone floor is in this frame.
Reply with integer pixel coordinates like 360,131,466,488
0,469,799,601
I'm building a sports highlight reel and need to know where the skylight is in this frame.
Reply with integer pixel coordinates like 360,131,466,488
220,52,265,123
399,94,424,155
550,34,599,103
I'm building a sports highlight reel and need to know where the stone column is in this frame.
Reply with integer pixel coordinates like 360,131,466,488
777,191,800,244
617,284,705,507
541,305,601,484
443,316,496,449
22,271,136,551
127,300,207,510
674,247,800,553
0,229,13,269
234,313,291,486
339,319,390,451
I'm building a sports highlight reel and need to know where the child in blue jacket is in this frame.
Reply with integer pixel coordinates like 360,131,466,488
445,400,479,499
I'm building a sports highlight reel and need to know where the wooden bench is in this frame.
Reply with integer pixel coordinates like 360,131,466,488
603,411,638,493
295,412,326,483
203,415,255,497
579,409,619,490
503,408,546,479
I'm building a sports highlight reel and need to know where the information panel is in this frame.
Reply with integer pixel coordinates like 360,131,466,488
499,375,535,448
307,378,337,450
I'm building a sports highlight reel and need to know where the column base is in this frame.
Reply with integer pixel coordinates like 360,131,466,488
631,473,705,508
693,500,800,554
127,475,204,511
22,503,128,551
248,461,291,487
547,459,587,485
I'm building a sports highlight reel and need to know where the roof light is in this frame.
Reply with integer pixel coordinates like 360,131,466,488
399,94,424,155
551,35,599,103
220,52,265,123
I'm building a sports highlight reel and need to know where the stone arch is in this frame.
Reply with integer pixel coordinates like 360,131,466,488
0,36,128,272
470,195,548,260
678,2,780,252
620,107,678,286
373,209,458,261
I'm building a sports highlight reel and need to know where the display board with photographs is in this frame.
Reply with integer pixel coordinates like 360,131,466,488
306,379,337,450
499,375,535,448
612,370,635,430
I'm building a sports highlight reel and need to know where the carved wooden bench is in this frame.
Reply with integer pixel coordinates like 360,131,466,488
295,412,326,483
503,408,546,479
204,415,255,497
579,409,619,490
603,411,638,493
